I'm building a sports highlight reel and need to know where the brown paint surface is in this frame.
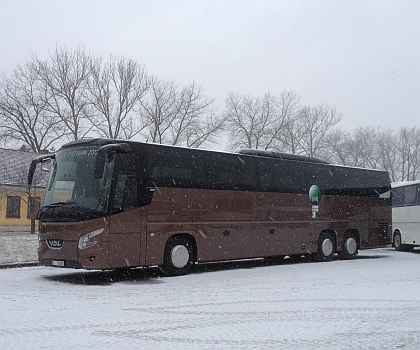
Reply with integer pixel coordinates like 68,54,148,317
38,188,391,270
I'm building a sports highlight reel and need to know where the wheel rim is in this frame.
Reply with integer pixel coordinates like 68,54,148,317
170,245,190,269
345,237,357,255
321,239,333,257
394,234,401,247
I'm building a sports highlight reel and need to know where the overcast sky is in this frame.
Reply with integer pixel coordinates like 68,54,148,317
1,0,419,131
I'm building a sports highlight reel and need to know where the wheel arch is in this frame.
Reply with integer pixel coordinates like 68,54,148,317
392,229,402,248
165,233,197,262
159,233,198,276
343,228,360,248
393,228,401,239
314,229,337,262
319,229,338,248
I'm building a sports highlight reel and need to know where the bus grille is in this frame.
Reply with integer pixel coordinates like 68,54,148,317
376,222,390,246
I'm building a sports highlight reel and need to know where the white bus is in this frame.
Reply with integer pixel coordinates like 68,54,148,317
392,180,420,251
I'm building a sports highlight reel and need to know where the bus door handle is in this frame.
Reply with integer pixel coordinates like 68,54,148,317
147,187,156,192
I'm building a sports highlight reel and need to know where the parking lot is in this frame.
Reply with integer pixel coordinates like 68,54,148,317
1,246,420,349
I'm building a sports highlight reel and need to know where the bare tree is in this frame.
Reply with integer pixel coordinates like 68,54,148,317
287,105,342,158
88,56,150,139
224,91,296,150
346,126,378,168
140,78,222,147
276,108,305,155
325,126,420,181
375,128,399,182
139,78,175,144
185,108,225,148
35,45,94,141
270,90,301,151
0,62,64,152
396,127,420,181
324,129,352,164
224,93,263,149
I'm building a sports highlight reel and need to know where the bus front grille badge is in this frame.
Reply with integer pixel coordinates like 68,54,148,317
47,239,64,249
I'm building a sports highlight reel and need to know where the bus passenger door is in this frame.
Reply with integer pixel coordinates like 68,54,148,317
108,174,143,269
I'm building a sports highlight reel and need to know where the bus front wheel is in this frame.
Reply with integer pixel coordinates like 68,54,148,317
160,236,195,276
315,232,336,262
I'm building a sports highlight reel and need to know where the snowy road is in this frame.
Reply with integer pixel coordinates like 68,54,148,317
1,248,420,349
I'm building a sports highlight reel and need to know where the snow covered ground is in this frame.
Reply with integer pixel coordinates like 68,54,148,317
0,231,37,266
1,247,420,350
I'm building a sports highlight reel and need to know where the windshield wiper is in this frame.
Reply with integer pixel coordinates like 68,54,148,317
48,201,77,207
38,201,89,220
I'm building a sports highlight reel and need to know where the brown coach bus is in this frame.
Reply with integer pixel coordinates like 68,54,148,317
28,138,391,276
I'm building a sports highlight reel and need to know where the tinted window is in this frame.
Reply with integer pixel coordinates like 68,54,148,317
151,148,204,188
392,187,404,207
258,159,298,193
403,185,418,206
205,153,256,191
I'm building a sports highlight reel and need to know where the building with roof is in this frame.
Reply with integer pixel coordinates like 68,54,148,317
0,148,48,227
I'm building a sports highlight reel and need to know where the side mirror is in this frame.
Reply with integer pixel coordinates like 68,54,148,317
93,143,131,179
28,154,56,185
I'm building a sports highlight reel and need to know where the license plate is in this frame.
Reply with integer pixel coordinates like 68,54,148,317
51,260,65,267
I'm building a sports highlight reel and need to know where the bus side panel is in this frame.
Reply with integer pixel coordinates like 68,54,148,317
321,196,391,249
249,193,311,257
108,209,145,268
195,222,251,262
144,188,253,265
142,190,391,266
392,205,419,245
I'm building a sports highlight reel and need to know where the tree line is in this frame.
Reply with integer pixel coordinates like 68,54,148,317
0,46,419,182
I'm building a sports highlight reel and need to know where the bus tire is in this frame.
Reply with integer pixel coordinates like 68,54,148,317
160,236,195,276
315,232,335,262
339,232,358,259
394,231,410,252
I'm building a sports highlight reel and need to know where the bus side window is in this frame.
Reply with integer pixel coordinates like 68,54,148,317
113,174,138,212
205,153,255,191
392,187,404,207
123,176,138,210
404,185,417,206
417,184,420,205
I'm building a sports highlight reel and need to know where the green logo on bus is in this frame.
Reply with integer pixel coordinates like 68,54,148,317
309,185,320,205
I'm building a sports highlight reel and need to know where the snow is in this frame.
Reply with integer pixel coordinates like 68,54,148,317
0,233,38,266
1,248,420,349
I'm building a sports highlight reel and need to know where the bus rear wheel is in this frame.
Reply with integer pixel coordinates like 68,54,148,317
339,233,358,259
315,232,336,262
160,236,195,276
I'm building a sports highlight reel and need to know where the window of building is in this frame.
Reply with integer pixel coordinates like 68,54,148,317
6,196,21,218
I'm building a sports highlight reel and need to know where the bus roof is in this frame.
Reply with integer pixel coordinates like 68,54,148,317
236,149,330,164
59,138,389,176
60,139,329,163
392,180,420,188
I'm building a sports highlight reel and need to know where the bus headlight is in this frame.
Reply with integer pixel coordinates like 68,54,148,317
78,228,104,250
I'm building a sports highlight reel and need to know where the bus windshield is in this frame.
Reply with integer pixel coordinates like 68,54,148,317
39,146,114,222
